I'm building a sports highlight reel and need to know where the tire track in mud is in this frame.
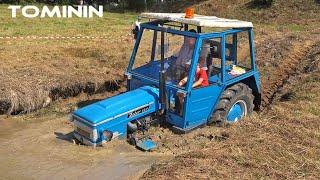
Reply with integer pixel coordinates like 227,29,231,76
259,39,316,110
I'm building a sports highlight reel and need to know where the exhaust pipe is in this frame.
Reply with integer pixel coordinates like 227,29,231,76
159,27,167,115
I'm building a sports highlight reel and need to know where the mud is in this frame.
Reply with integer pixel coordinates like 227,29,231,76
0,89,173,179
0,105,170,180
0,4,319,178
1,33,318,180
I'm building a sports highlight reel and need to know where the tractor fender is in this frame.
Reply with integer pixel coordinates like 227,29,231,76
226,73,261,110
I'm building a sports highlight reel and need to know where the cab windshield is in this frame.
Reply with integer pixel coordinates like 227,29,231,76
130,28,196,89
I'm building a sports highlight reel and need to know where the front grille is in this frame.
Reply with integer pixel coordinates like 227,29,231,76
75,127,91,139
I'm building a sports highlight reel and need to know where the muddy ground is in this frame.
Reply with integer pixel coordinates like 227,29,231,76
0,92,172,180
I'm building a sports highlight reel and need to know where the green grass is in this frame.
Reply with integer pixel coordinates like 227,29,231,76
0,4,137,36
284,24,306,32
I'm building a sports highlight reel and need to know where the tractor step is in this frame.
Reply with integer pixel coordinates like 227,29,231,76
128,134,157,151
136,138,156,151
171,123,206,134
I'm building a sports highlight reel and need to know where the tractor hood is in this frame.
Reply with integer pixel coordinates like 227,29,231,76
73,86,160,126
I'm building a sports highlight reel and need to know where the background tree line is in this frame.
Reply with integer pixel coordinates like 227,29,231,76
0,0,274,11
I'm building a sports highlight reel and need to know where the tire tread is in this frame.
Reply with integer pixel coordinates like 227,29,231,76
208,83,254,126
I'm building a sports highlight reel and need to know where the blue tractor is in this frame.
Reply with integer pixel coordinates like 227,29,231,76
69,13,261,150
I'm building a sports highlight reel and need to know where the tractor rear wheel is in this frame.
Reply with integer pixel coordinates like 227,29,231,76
209,83,254,126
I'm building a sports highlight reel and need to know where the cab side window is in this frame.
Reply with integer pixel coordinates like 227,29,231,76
202,38,222,81
235,31,252,70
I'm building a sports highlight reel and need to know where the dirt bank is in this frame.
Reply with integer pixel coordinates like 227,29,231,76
0,38,129,115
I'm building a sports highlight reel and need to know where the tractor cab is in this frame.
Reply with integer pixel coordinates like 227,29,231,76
126,13,261,132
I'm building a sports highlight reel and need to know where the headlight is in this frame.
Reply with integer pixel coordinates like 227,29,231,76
90,129,98,141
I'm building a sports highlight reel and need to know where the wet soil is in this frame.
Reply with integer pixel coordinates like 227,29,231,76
0,93,171,180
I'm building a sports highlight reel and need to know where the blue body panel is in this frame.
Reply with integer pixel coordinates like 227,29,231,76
184,85,224,129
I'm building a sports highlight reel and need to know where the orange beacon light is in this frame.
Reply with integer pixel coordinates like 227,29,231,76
185,8,194,18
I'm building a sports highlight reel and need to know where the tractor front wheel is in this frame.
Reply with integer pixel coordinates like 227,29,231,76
209,83,254,126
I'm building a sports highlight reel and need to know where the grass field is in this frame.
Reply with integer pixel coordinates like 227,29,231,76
0,5,137,114
0,5,136,36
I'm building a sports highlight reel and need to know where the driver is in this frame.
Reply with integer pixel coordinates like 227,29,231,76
170,29,197,81
177,59,209,88
167,29,208,81
175,59,209,115
175,31,196,66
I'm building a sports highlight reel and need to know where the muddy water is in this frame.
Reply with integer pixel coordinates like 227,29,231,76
0,114,169,180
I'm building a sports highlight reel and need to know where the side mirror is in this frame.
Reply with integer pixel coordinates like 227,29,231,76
132,26,139,40
132,21,140,40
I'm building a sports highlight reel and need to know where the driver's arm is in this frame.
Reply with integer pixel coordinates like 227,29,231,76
192,78,204,88
178,77,188,87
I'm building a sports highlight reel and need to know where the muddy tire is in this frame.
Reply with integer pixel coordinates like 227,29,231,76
208,83,254,126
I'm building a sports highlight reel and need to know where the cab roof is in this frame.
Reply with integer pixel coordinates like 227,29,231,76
139,13,253,28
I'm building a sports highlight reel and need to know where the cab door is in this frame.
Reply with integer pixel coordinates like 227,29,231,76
183,36,224,129
184,85,223,129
